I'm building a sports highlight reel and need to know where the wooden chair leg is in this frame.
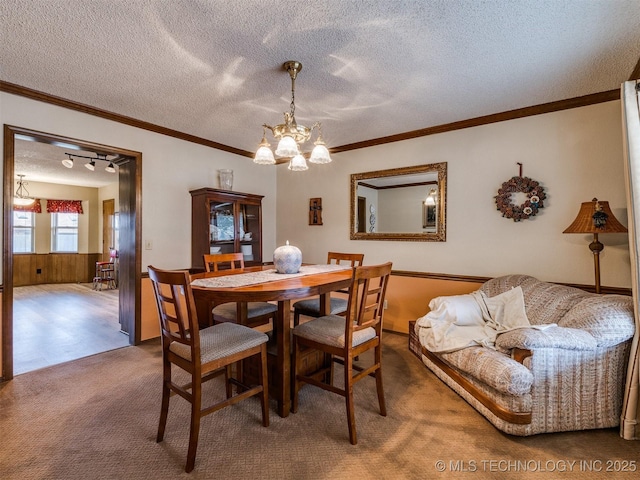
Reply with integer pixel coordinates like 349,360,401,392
156,361,171,442
375,345,386,416
293,309,301,326
344,361,357,445
225,365,233,399
259,347,270,427
185,377,202,473
291,339,300,413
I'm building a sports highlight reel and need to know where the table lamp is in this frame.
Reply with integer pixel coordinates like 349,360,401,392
563,198,628,293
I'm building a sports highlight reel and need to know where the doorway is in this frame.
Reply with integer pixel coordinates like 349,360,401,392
2,125,142,380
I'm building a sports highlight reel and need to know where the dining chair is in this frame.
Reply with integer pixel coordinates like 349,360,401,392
292,252,364,326
92,248,119,290
148,265,270,473
291,261,392,444
203,253,278,329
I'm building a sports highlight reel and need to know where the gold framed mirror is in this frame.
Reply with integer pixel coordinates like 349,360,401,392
350,162,447,241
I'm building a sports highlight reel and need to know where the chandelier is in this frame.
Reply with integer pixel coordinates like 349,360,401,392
254,61,332,171
14,174,35,206
62,152,116,173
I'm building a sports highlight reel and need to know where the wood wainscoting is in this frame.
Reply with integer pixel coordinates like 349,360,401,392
13,253,101,286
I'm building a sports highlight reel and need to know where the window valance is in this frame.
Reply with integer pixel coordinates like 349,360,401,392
14,199,42,213
46,200,84,214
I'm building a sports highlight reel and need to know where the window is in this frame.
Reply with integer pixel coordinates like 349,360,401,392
13,211,35,253
51,212,78,252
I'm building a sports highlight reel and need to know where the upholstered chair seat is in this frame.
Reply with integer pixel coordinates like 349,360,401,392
292,314,376,348
291,297,348,318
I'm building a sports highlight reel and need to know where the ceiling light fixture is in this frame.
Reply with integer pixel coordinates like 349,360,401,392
62,154,74,168
14,174,35,206
424,189,437,205
62,153,116,173
254,61,332,171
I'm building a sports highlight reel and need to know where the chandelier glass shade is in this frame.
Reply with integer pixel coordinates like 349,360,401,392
424,189,437,205
254,61,332,169
14,174,35,206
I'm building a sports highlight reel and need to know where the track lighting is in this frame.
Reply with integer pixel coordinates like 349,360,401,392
62,153,116,173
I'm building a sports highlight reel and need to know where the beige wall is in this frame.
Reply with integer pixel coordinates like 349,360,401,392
16,181,100,254
0,92,278,281
1,93,633,356
0,92,279,371
276,101,631,291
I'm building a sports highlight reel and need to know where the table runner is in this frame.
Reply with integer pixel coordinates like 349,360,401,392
191,264,351,289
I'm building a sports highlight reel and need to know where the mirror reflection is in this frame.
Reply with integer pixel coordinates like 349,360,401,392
350,162,447,241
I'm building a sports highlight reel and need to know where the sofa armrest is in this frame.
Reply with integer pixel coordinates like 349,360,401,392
496,326,597,351
512,348,533,364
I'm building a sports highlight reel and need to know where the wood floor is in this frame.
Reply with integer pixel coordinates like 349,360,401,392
13,283,130,375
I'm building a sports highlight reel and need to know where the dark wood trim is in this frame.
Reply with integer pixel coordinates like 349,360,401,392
0,81,253,159
420,345,532,424
1,80,621,158
2,125,16,380
2,125,142,380
390,270,632,296
332,90,620,153
392,270,491,284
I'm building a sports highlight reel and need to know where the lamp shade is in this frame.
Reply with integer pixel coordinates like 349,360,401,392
14,196,35,206
288,154,308,171
309,141,331,164
563,198,628,234
275,135,299,157
254,145,276,165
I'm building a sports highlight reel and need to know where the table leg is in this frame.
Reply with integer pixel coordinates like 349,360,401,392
319,292,330,316
194,297,214,328
276,299,291,417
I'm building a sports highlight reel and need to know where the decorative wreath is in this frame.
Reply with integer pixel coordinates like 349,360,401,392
495,176,546,222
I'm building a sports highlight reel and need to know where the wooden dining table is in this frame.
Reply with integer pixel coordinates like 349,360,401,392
190,264,353,417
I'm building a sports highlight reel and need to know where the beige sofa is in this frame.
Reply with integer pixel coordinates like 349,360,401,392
409,274,635,436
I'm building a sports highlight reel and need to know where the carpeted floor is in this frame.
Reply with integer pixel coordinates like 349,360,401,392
1,332,638,479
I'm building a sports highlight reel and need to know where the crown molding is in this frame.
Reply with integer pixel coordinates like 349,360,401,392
330,89,621,153
1,80,621,158
0,81,254,158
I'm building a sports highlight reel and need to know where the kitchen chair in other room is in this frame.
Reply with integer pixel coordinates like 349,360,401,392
291,261,392,444
203,253,277,329
292,252,364,326
148,265,269,473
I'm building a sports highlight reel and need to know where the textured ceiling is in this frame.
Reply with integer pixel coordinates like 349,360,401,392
1,0,640,184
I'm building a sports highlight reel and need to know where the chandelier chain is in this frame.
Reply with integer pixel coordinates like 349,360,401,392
289,76,296,121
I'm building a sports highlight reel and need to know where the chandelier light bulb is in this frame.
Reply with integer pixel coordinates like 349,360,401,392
85,160,96,171
105,162,116,173
62,157,74,168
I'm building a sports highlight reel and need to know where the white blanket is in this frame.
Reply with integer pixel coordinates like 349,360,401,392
415,286,539,353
